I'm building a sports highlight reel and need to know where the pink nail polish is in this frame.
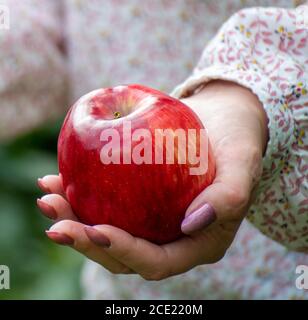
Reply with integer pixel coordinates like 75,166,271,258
37,199,57,220
84,227,111,248
37,178,51,193
181,203,216,234
45,231,74,246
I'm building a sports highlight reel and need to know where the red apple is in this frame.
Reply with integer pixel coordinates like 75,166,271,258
58,84,215,244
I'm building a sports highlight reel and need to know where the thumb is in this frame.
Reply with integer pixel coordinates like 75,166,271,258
181,157,261,235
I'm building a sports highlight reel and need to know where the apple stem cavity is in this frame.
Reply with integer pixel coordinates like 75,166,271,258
114,111,122,119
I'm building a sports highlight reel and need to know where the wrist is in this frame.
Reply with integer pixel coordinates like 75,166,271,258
182,80,269,154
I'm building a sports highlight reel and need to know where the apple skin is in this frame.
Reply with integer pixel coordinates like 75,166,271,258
58,84,215,244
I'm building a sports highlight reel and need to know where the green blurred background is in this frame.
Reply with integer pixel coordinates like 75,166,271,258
0,119,84,299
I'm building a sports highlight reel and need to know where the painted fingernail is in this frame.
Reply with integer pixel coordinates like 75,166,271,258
37,178,51,193
181,203,216,234
84,227,111,248
45,231,74,246
37,198,57,220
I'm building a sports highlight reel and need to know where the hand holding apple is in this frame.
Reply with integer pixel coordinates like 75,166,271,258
37,80,268,279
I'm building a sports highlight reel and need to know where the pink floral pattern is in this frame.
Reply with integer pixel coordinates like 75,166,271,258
173,5,308,252
0,0,67,140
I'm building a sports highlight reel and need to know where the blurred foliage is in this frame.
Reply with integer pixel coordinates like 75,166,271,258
0,119,83,299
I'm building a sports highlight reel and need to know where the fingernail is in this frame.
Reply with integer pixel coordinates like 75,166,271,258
84,227,111,248
37,178,51,193
37,198,57,220
45,231,74,245
181,203,216,234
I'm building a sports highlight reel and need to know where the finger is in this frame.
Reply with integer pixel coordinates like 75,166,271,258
182,146,262,234
37,174,66,197
84,224,230,279
162,229,231,275
47,220,133,274
37,194,78,222
83,224,171,280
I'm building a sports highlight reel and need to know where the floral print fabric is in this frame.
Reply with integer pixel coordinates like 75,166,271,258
1,0,307,299
173,5,308,252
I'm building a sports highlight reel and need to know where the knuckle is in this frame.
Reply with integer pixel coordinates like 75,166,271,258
141,249,171,281
76,239,92,254
226,186,249,210
115,236,138,262
207,248,227,264
141,270,168,281
112,266,132,275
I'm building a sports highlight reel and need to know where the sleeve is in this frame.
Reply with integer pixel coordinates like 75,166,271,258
0,0,68,141
172,5,308,251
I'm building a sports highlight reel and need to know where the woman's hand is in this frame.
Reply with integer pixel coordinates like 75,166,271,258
37,80,268,280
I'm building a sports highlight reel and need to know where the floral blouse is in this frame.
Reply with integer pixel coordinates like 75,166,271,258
172,4,308,252
1,0,307,299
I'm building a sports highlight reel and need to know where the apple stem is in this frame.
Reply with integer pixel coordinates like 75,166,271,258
114,111,121,119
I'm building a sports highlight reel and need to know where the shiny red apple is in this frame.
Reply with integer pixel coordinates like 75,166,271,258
58,84,215,244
